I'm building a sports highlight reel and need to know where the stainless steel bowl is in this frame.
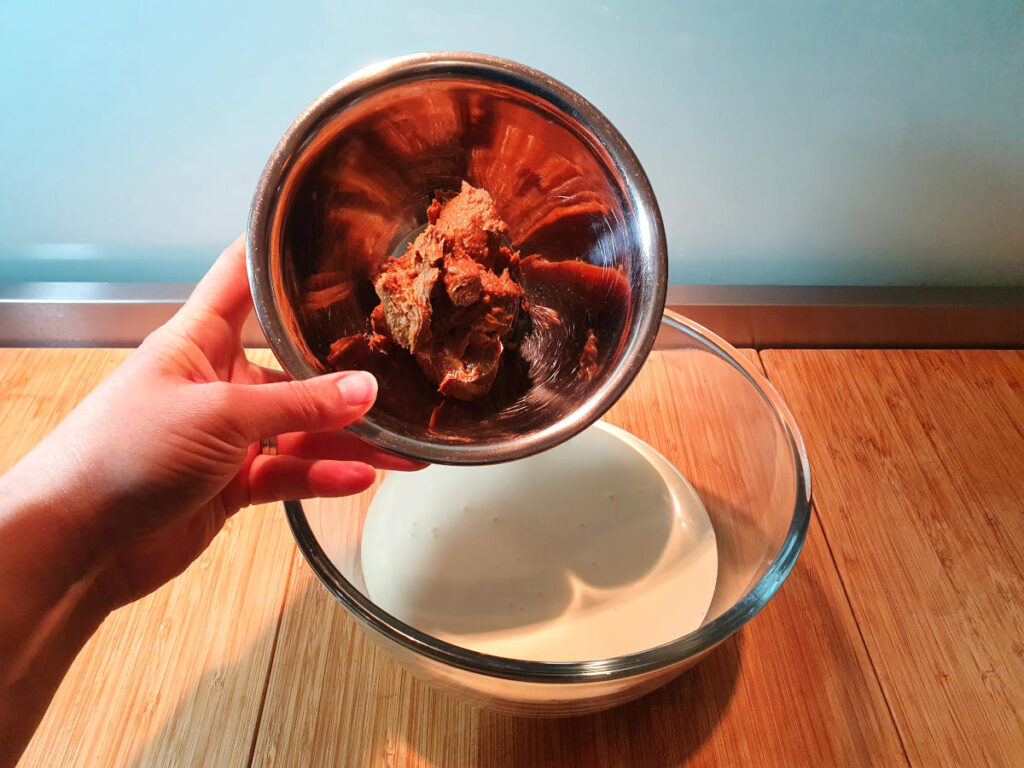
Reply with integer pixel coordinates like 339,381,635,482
248,52,667,464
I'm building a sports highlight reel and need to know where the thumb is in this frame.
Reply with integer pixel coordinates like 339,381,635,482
225,370,377,441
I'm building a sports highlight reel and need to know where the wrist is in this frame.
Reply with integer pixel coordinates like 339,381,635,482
0,455,118,621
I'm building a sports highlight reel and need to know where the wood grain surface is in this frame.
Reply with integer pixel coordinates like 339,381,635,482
5,346,1018,767
761,349,1024,768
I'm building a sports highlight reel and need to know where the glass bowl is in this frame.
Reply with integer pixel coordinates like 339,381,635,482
285,310,811,716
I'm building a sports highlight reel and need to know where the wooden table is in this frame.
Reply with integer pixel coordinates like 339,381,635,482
4,347,1023,767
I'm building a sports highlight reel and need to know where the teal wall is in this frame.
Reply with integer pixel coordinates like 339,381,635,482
1,1,1022,285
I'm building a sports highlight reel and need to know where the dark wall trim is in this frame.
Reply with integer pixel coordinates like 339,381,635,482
1,283,1022,349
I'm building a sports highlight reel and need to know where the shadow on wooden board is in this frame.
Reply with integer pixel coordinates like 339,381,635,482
469,637,741,768
122,583,739,768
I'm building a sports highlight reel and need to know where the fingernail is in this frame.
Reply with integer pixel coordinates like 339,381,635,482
338,372,376,406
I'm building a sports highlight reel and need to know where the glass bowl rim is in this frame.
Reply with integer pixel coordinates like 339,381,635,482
285,308,812,684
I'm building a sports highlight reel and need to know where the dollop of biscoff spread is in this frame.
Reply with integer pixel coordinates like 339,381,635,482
370,182,527,400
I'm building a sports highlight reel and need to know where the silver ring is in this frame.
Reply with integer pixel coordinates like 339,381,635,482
260,436,278,456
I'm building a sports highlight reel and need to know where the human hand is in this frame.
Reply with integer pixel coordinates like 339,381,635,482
2,235,422,608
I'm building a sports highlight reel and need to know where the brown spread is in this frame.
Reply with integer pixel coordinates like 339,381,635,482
578,329,598,382
371,182,527,400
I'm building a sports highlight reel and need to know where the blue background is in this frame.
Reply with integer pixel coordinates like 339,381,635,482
1,0,1022,285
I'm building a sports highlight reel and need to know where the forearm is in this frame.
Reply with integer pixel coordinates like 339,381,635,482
0,461,113,767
